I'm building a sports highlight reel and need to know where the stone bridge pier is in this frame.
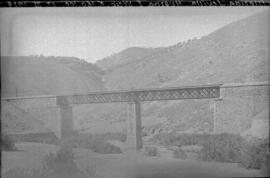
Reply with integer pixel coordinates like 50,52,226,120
56,85,220,150
57,96,74,140
126,101,143,151
57,97,143,178
57,95,143,151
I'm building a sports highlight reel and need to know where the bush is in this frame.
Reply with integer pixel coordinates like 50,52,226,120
151,133,211,147
197,134,246,162
239,139,270,169
88,140,122,154
4,146,102,178
151,133,177,146
41,146,80,177
1,134,16,151
144,146,160,157
197,135,270,169
152,133,270,169
173,148,187,159
96,132,126,142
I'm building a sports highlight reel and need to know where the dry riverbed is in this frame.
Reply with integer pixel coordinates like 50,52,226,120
2,142,267,178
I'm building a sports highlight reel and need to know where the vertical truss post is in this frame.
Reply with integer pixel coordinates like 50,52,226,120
57,96,73,141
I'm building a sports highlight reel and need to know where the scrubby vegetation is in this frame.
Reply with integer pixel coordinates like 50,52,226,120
197,134,247,162
151,132,207,146
151,133,270,169
238,139,270,169
4,147,103,178
173,148,187,159
91,132,126,142
63,132,123,154
1,134,16,151
7,132,60,145
197,135,269,169
144,146,160,157
4,132,125,154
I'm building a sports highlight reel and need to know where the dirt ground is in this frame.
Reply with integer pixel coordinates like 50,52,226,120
1,142,267,178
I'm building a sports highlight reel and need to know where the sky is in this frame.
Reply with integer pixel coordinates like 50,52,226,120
0,7,268,63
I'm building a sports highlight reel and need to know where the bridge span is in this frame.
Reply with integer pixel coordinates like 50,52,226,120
1,82,269,152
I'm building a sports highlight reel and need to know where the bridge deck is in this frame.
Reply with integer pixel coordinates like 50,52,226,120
2,84,222,105
3,82,269,105
56,84,221,105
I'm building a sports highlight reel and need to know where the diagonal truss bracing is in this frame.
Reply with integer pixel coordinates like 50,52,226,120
57,85,221,106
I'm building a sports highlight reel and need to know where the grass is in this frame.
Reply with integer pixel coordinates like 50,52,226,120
3,146,103,178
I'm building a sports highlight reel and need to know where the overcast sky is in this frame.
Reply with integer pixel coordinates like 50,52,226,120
0,7,267,63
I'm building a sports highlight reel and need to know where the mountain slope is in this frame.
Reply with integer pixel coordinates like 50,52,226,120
96,47,161,71
2,10,269,136
1,56,105,97
97,10,269,90
87,10,269,135
1,56,106,135
1,100,50,134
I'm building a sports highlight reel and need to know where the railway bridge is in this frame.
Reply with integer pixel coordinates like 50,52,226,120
2,82,269,152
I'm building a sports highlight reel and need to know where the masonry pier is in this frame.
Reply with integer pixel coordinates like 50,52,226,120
57,96,74,140
126,101,143,152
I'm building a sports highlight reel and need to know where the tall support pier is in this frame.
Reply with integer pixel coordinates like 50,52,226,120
57,96,74,140
126,101,143,151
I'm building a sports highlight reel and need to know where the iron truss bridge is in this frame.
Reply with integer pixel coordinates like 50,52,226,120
57,84,221,106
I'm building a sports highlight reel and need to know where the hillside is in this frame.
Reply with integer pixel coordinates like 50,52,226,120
97,10,269,90
52,56,104,88
1,56,105,97
1,100,50,134
96,47,161,71
1,10,269,137
88,10,269,135
1,56,105,135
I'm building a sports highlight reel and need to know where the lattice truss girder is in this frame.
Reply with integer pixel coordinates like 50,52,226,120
57,86,220,105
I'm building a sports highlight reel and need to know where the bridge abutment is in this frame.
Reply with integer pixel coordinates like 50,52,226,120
212,83,269,138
